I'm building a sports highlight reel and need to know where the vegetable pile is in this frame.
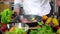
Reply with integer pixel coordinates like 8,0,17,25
5,27,26,34
29,24,54,34
42,15,60,34
1,9,13,24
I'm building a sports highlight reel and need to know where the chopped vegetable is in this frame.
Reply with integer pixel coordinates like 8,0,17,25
5,27,26,34
9,27,15,31
38,21,43,25
29,24,54,34
32,18,35,20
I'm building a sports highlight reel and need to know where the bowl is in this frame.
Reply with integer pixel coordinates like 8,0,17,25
1,23,29,34
13,15,42,27
7,23,29,31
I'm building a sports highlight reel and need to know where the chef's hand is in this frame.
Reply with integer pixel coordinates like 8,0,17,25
13,8,20,16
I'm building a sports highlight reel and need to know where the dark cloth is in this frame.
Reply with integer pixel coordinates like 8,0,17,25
47,1,54,17
58,7,60,16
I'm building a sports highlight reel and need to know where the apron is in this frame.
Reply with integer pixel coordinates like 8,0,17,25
14,0,51,16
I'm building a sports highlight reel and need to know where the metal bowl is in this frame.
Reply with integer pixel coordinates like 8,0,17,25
13,15,42,22
7,23,29,31
13,15,42,27
19,15,42,22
